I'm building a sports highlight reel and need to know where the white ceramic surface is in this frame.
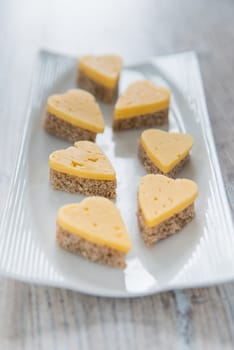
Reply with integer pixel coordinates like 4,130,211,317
0,50,233,297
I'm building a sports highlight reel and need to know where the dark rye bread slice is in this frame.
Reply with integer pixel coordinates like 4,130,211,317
50,168,116,199
44,111,96,142
112,109,168,131
138,142,190,178
57,224,126,269
137,203,195,246
77,69,118,103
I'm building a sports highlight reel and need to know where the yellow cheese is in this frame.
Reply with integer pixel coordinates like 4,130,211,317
141,129,193,173
57,197,132,253
138,174,198,227
47,89,105,133
49,141,116,180
114,80,170,119
79,55,122,88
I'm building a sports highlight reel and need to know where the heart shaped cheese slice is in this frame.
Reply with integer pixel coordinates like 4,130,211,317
114,80,170,119
79,55,122,88
49,141,115,180
138,174,198,227
140,129,193,173
57,197,132,253
47,89,105,133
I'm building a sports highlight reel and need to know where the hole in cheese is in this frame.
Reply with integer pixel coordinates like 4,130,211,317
71,160,84,167
88,158,98,162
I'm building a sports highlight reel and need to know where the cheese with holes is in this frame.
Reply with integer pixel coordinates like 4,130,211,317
79,55,122,88
47,89,105,133
138,174,198,227
57,197,131,252
140,129,193,173
114,80,170,119
49,141,115,180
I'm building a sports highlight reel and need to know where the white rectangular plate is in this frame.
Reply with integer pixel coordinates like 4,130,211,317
0,50,233,297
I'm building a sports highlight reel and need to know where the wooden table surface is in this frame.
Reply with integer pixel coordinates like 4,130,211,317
0,0,234,348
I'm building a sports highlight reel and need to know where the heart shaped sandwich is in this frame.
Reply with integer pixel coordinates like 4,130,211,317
57,197,131,268
113,80,170,131
49,140,116,198
44,89,105,142
138,174,198,246
78,54,122,103
138,129,193,177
